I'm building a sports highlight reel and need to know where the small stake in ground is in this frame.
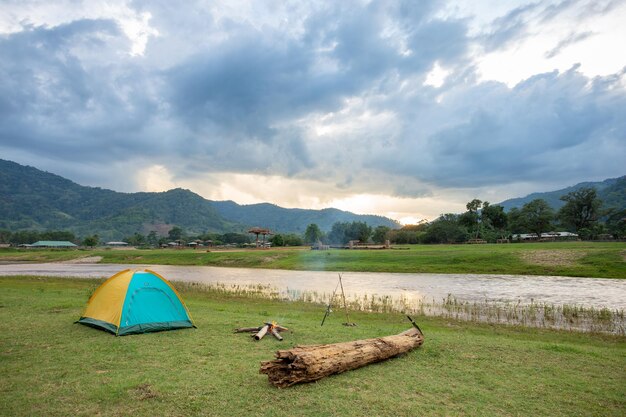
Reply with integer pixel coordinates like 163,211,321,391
321,273,356,327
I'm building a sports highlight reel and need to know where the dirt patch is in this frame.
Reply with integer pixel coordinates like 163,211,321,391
519,250,586,267
132,383,158,400
62,256,103,264
261,255,282,263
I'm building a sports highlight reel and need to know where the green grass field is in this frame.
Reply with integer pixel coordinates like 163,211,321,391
1,276,624,416
1,241,625,278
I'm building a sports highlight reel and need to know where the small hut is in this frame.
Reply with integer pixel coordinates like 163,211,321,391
248,227,272,248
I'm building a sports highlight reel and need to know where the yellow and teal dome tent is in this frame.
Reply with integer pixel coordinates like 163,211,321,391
77,269,195,336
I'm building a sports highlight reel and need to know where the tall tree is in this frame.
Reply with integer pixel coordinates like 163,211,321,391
283,234,304,246
605,208,626,239
460,199,488,239
327,221,372,244
482,204,508,239
422,214,466,244
82,234,99,247
507,207,524,234
146,231,159,246
125,233,146,246
270,234,285,247
372,226,391,244
520,199,554,238
327,222,348,244
558,187,602,232
304,223,323,245
349,221,372,243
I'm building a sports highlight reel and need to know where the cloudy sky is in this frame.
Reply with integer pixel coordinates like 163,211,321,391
1,0,625,223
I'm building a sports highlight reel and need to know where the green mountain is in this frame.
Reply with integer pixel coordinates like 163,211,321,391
0,159,400,240
0,160,239,241
211,201,399,234
498,176,626,211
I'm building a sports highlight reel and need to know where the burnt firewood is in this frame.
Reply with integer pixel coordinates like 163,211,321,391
254,324,270,340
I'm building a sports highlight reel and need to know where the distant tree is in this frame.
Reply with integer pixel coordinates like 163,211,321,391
283,234,304,246
327,222,349,244
350,221,372,243
82,235,99,247
168,226,184,241
520,199,554,238
146,231,159,247
221,233,250,245
0,230,11,243
507,207,524,235
400,223,429,232
482,204,508,239
558,187,602,233
458,211,479,235
387,229,420,244
304,223,323,245
41,230,76,242
270,234,285,247
10,230,41,245
466,199,483,213
327,221,372,244
125,233,146,246
422,214,466,244
605,208,626,239
372,226,391,244
459,199,488,239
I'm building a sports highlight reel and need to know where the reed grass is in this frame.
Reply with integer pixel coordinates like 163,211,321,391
173,281,626,335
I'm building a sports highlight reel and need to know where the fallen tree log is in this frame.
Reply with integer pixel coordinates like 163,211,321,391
259,327,424,387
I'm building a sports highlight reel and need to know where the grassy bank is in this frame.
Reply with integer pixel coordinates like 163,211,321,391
1,241,625,278
1,276,624,416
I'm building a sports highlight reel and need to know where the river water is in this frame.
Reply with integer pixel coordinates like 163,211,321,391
1,263,625,310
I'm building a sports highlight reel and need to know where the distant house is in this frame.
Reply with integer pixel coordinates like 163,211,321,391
513,232,578,242
105,241,129,247
31,241,78,248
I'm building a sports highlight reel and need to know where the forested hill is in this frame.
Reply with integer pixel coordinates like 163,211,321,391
0,159,400,240
211,201,400,234
498,176,626,212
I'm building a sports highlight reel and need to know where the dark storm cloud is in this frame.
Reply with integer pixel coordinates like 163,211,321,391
377,65,626,190
0,0,624,197
0,19,164,166
158,1,469,176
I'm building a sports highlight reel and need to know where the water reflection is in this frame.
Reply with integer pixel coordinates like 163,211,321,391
1,262,625,310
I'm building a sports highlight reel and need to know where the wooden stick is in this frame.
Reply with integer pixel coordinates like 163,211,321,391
270,328,284,341
234,327,262,333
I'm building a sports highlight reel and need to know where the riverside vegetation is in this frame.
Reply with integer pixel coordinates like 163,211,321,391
1,241,625,278
196,282,625,335
1,276,624,417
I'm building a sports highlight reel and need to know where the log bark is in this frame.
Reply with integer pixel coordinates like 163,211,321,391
259,327,424,387
234,327,262,333
271,328,284,341
254,324,270,340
